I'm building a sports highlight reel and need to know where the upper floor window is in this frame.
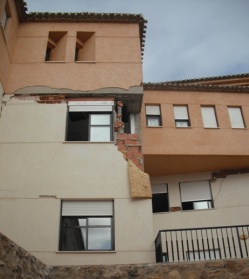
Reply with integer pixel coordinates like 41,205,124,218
228,107,245,128
152,184,169,213
75,32,95,62
145,105,162,127
60,200,114,251
180,181,213,211
201,106,218,128
45,31,67,62
173,105,190,127
66,101,114,142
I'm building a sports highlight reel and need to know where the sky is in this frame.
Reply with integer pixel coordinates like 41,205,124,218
25,0,249,83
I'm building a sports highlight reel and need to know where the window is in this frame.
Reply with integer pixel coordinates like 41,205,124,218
173,105,190,127
75,32,95,61
201,106,218,128
180,181,213,211
66,101,114,142
145,105,162,126
60,201,114,251
228,107,245,128
152,184,169,213
45,31,67,61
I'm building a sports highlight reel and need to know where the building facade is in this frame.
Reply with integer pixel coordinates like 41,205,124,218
0,0,249,266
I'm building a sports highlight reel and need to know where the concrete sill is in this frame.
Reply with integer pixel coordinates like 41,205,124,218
56,251,116,254
203,127,220,129
45,61,66,63
75,61,96,63
63,141,115,144
146,126,163,128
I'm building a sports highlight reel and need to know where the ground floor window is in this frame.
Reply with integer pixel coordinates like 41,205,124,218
60,200,114,251
180,181,213,211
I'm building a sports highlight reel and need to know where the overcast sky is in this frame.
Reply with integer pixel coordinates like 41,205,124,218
25,0,249,82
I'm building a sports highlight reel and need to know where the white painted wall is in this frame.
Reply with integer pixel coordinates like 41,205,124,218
151,172,249,237
0,98,155,265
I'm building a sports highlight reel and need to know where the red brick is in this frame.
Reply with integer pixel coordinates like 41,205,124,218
132,151,143,159
118,145,126,151
128,146,140,152
128,134,139,140
126,152,133,159
117,133,128,140
116,139,124,145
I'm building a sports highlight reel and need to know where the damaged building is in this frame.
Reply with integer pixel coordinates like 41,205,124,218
0,0,249,266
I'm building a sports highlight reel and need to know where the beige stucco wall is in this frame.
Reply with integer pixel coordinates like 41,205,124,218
151,172,249,237
0,98,154,265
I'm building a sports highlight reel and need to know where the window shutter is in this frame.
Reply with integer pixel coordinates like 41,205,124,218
201,107,217,128
68,101,114,112
146,105,160,115
228,107,245,128
152,184,167,194
174,106,188,119
180,181,211,202
62,201,113,216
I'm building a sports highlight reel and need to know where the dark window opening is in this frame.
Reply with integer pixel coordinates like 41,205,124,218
66,112,112,142
45,46,53,61
122,105,131,133
152,193,169,213
182,200,213,211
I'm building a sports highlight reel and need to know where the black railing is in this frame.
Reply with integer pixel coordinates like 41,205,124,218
155,225,249,263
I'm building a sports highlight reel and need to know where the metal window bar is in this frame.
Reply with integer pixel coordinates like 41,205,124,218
155,225,249,263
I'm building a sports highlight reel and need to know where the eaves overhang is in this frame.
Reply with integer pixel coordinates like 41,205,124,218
14,0,147,59
143,83,249,94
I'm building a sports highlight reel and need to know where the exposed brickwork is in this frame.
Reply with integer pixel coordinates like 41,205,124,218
116,133,144,170
38,94,66,104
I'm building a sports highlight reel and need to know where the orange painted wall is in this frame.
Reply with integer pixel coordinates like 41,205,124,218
142,90,249,156
4,21,142,93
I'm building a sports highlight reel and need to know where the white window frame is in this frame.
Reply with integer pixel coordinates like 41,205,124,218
145,105,162,127
201,106,218,128
228,107,245,129
173,105,190,127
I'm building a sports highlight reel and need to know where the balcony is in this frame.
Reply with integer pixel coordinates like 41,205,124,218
155,225,249,263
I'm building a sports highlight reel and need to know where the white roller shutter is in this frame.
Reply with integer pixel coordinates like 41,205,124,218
180,181,211,202
146,105,160,115
68,101,114,112
228,107,245,128
62,201,113,216
174,106,188,119
201,107,218,128
152,184,167,194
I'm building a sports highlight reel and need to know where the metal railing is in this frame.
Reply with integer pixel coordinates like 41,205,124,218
155,225,249,263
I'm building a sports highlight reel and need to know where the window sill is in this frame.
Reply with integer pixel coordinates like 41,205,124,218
175,126,191,129
231,127,247,130
56,250,116,254
146,125,163,128
63,141,115,144
182,208,215,212
75,61,96,63
45,61,66,63
203,127,220,129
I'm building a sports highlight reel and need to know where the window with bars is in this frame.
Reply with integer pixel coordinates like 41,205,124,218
145,105,162,127
60,200,114,251
173,105,190,127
